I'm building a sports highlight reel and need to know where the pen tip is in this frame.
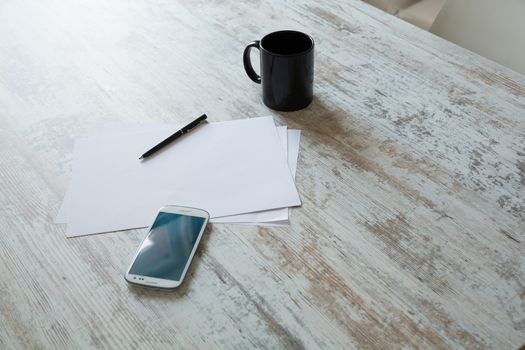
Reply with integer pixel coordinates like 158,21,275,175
139,156,144,160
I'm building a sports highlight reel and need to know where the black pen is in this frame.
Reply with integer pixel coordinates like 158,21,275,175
139,114,207,160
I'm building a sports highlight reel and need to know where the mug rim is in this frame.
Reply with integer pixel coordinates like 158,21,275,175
260,30,314,57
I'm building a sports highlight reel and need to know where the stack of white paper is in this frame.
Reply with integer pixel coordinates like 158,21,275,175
56,117,301,237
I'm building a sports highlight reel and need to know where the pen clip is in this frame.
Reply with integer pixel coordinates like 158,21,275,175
185,117,206,131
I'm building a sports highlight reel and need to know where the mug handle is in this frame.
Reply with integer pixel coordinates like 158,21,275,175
243,40,261,84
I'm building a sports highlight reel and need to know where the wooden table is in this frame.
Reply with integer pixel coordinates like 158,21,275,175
1,0,524,348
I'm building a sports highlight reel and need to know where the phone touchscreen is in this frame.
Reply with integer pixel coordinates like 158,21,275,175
128,212,206,281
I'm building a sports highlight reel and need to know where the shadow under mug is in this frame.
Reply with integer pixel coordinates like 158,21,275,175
243,30,314,111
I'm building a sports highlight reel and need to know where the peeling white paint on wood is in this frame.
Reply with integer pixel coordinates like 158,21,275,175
0,0,524,349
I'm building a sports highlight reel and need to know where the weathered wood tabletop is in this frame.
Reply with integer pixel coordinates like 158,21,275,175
1,0,524,348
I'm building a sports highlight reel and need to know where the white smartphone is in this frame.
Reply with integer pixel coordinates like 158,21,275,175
125,205,209,289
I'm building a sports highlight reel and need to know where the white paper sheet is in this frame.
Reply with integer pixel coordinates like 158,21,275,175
65,117,301,236
211,126,288,224
55,127,298,225
211,129,301,225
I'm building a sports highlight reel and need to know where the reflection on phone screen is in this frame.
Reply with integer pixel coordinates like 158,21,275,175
129,212,206,281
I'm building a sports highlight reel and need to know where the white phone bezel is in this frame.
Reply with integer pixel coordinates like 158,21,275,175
124,205,209,289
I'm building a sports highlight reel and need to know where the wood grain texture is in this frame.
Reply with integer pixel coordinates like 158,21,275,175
0,0,524,348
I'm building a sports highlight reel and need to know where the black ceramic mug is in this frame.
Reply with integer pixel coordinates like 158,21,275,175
243,30,314,111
